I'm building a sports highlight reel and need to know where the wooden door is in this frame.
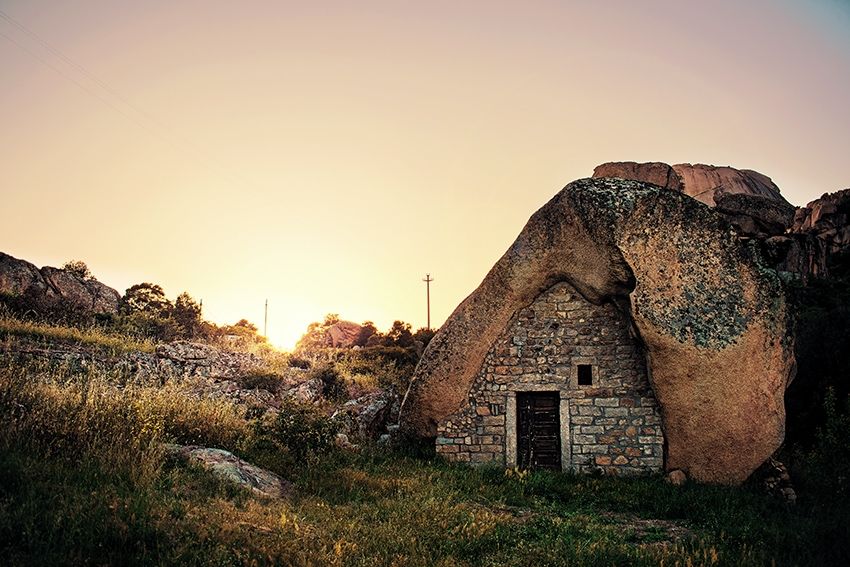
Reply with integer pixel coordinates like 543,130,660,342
517,392,561,470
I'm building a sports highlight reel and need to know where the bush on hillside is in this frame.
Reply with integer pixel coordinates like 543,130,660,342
794,389,850,501
307,363,348,402
248,399,338,463
61,260,93,281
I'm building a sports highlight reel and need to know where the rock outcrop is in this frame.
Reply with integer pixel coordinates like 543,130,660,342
593,162,794,240
149,341,264,379
592,163,850,280
296,320,364,351
401,177,795,484
791,188,850,257
332,391,398,442
592,162,787,207
1,338,300,411
0,252,120,314
324,321,363,347
0,252,47,296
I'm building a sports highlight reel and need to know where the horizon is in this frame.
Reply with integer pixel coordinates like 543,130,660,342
2,0,849,349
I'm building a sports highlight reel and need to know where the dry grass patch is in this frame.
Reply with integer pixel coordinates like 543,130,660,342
0,314,155,354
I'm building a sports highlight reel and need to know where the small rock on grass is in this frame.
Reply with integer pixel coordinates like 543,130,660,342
165,443,291,499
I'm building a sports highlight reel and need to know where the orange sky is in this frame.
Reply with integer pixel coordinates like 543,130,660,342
2,1,849,349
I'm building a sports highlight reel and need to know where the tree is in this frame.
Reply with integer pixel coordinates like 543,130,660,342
323,313,341,327
233,319,258,332
62,260,93,281
122,283,172,315
386,320,414,348
220,318,266,344
413,327,437,348
173,292,202,338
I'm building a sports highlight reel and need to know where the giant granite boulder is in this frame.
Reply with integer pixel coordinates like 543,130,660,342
401,177,795,484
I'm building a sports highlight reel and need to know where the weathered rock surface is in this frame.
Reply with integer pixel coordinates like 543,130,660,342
165,444,290,498
591,163,850,279
1,337,302,411
592,162,683,194
593,162,787,207
284,377,324,404
0,252,47,296
593,162,794,239
0,252,120,314
332,391,398,442
714,192,796,238
296,319,364,351
114,341,269,387
401,177,794,484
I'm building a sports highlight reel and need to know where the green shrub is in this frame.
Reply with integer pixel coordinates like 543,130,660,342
307,362,348,402
786,251,850,446
795,389,850,500
248,399,338,463
235,371,283,393
287,355,311,369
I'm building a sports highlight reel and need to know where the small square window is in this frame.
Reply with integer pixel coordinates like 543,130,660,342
577,364,593,386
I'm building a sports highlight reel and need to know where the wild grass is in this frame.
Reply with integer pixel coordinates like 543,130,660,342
0,360,848,566
0,312,155,354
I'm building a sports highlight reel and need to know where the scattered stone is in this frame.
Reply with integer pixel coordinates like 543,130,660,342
752,456,797,504
334,433,359,450
666,470,687,486
285,377,324,404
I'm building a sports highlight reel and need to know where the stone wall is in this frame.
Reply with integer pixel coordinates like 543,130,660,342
435,282,664,475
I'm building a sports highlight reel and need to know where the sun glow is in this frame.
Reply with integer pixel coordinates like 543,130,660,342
1,0,848,361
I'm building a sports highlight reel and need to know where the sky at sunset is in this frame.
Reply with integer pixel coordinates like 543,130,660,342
2,1,849,349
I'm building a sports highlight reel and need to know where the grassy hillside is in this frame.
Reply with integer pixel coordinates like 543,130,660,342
1,355,848,566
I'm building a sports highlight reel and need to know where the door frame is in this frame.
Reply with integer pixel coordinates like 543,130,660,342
505,387,571,470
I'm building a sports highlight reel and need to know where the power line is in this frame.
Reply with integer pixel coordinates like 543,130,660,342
0,8,258,190
0,8,154,121
0,28,156,134
422,273,433,330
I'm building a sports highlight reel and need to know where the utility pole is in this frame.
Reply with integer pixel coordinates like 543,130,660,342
264,299,268,338
422,274,433,330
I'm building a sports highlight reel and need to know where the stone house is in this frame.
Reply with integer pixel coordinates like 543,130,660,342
400,169,797,484
435,282,663,474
